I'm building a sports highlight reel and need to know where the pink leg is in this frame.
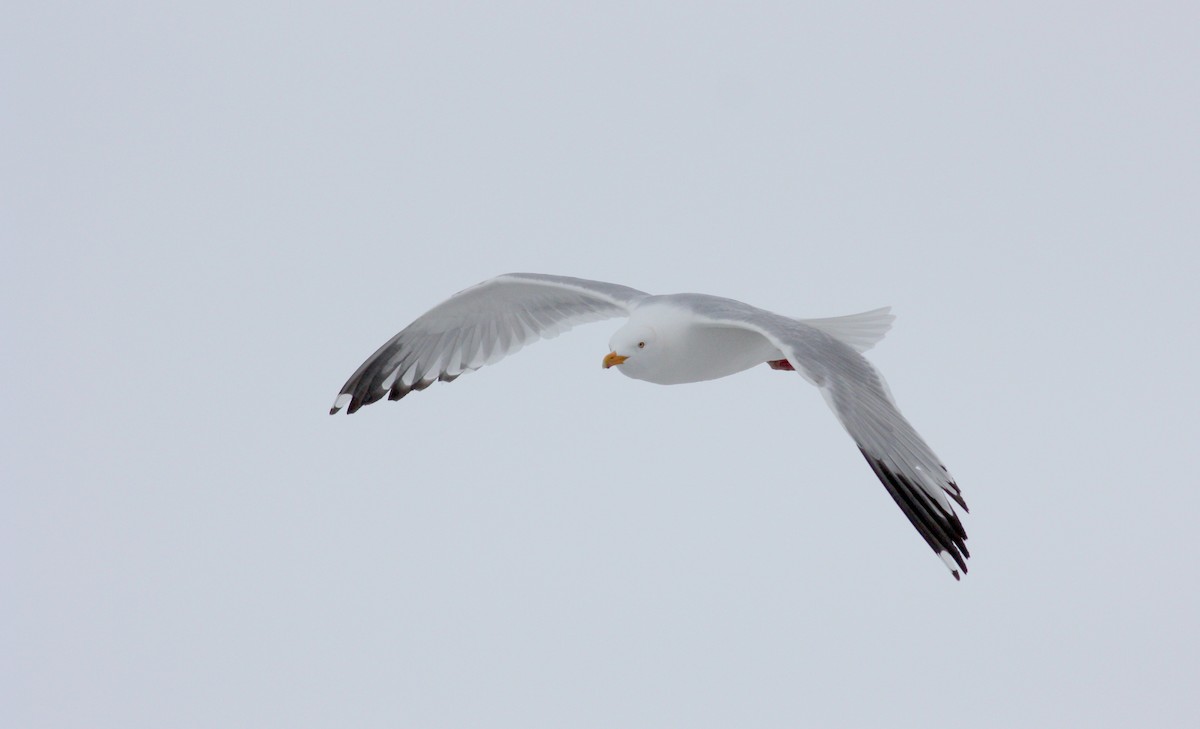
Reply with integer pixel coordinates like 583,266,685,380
767,359,794,371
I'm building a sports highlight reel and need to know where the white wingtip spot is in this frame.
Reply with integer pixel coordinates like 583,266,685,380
938,550,961,580
332,393,352,412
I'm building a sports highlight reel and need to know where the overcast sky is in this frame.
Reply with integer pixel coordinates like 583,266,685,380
3,2,1198,727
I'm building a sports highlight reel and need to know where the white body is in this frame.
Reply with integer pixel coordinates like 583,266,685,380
608,302,784,385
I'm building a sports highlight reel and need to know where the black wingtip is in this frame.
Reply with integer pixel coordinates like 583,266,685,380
948,484,970,513
329,406,340,415
858,447,970,579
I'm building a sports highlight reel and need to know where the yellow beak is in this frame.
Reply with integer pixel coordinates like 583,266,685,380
603,352,628,369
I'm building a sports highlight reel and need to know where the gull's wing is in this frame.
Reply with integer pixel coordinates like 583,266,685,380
330,273,648,414
682,294,969,579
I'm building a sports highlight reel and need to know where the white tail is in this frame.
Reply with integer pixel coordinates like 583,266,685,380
797,307,894,353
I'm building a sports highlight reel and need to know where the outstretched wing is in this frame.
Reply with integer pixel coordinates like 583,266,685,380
683,295,969,579
331,273,648,414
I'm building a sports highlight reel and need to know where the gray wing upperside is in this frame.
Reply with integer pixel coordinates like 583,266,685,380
682,294,970,579
330,273,649,414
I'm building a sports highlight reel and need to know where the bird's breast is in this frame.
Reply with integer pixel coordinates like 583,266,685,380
640,324,781,385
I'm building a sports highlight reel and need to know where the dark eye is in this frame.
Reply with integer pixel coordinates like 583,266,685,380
638,341,645,349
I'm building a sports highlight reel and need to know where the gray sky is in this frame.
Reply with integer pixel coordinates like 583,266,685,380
3,2,1198,727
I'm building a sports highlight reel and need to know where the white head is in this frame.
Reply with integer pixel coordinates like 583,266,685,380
603,321,662,381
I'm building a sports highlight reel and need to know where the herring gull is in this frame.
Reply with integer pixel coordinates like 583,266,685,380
330,273,969,579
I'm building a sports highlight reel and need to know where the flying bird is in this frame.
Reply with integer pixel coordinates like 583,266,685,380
330,273,969,578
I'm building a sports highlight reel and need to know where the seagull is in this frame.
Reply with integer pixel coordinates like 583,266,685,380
330,273,969,579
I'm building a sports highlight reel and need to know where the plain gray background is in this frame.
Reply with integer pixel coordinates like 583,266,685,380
4,2,1198,727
